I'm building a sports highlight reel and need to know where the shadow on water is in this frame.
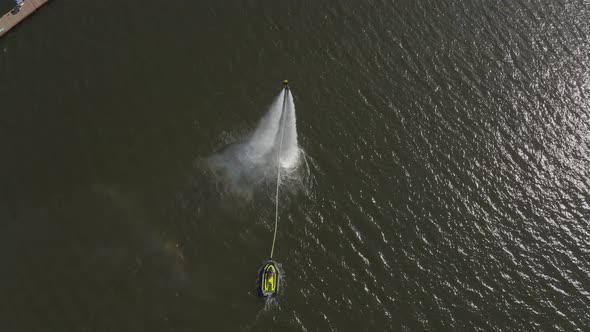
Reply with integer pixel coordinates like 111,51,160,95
0,181,199,331
0,0,16,15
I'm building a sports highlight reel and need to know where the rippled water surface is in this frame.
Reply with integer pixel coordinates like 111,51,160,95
1,0,589,331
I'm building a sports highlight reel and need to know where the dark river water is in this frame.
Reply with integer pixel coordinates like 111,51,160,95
1,0,590,331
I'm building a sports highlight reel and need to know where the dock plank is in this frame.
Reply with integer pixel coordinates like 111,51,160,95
0,0,50,39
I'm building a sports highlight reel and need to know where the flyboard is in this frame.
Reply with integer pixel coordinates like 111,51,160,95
259,80,290,299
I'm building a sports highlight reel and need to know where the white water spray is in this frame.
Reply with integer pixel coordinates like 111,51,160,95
277,90,299,169
206,88,300,195
244,93,284,165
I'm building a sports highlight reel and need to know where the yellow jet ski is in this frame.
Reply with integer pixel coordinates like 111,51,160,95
260,261,280,298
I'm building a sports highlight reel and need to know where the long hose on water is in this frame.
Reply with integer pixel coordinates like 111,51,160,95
270,87,289,259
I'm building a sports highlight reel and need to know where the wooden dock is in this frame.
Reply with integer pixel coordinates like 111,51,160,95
0,0,49,39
